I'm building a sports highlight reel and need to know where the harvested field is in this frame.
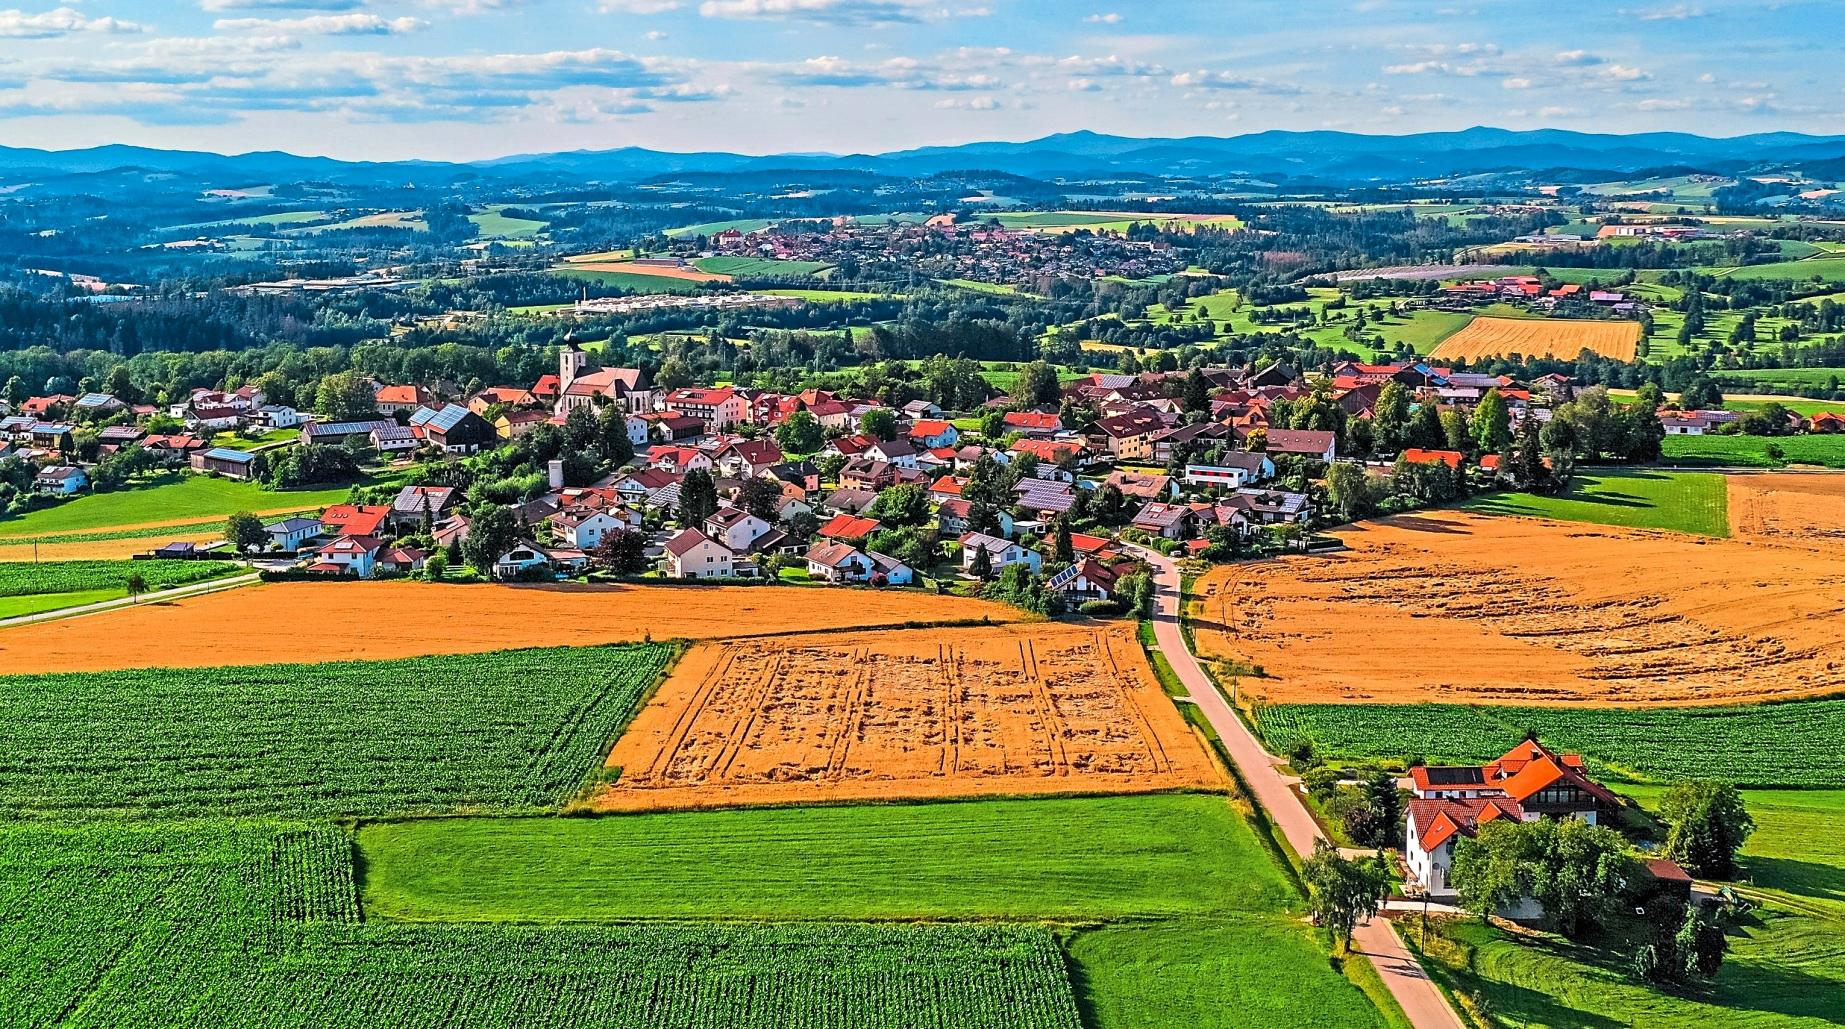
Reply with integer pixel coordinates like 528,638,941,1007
1726,471,1845,548
1430,315,1639,362
0,580,1023,674
590,622,1221,811
564,260,731,283
0,528,220,562
1193,508,1845,707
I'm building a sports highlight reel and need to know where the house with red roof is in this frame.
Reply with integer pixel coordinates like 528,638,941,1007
817,513,881,542
1401,448,1464,470
319,504,390,539
1002,411,1062,436
1405,737,1618,897
906,419,959,449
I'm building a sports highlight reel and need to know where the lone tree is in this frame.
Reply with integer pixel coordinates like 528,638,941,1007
461,504,518,574
678,468,719,526
125,571,147,604
1661,780,1755,879
859,408,898,442
1302,841,1391,953
224,511,268,554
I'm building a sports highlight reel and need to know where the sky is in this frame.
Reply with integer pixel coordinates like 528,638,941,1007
0,0,1841,161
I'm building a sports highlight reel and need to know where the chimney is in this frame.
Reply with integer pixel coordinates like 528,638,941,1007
548,459,564,490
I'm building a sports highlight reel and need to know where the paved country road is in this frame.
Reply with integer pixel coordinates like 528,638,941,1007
1130,545,1466,1029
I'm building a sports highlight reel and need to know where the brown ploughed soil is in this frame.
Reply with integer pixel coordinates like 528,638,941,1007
586,622,1222,811
0,580,1023,674
1726,471,1845,549
1193,504,1845,707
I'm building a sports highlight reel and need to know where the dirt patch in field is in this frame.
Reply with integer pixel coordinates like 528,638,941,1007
1431,316,1639,362
1726,472,1845,549
0,580,1023,674
587,622,1222,811
567,261,731,283
1193,508,1845,707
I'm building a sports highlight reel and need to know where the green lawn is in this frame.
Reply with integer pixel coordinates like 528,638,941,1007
1463,469,1729,536
1712,366,1845,395
940,277,1028,295
1709,255,1845,284
663,218,775,238
763,287,896,302
0,474,362,539
360,794,1387,1029
1662,433,1845,469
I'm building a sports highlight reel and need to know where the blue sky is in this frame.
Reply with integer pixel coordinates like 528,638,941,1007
0,0,1840,160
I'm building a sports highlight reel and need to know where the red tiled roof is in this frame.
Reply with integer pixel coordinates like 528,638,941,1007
818,513,881,540
1402,448,1464,469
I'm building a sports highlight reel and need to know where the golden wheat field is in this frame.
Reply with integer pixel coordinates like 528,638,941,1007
1430,315,1640,362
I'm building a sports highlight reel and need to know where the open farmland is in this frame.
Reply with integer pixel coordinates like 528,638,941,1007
1192,507,1845,707
1252,700,1845,787
1727,471,1845,547
0,821,1083,1029
0,559,241,618
693,256,831,278
0,473,359,539
563,260,731,282
1429,314,1640,361
592,623,1220,811
1463,468,1729,535
1663,432,1845,468
360,795,1386,1029
0,643,674,818
0,580,1023,674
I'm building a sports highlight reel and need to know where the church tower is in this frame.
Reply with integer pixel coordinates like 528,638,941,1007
559,332,590,393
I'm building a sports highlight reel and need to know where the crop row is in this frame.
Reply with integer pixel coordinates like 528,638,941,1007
0,643,677,819
0,559,240,597
1254,698,1845,787
0,822,1081,1029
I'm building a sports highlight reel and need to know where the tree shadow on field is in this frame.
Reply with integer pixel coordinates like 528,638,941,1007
1384,515,1471,534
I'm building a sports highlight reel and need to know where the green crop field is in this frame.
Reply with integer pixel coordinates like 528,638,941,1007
1662,433,1845,468
693,256,831,278
1463,468,1729,536
360,794,1388,1029
1252,697,1845,787
763,287,895,302
0,821,1082,1029
0,643,675,819
0,559,241,618
940,277,1027,295
0,473,368,539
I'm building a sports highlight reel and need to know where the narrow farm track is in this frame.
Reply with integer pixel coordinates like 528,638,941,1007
1129,546,1465,1029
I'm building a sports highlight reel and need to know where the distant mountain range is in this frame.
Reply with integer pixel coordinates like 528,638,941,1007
6,126,1845,189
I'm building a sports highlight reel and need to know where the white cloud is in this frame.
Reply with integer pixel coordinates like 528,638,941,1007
214,13,427,34
1502,76,1531,89
599,0,683,11
698,0,975,24
1083,11,1120,23
0,7,144,39
1171,70,1305,95
199,0,363,10
1634,3,1703,20
933,95,997,110
1604,63,1649,81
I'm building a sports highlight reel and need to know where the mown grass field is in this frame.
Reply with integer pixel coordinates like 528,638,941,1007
1712,366,1845,394
1252,698,1845,787
693,256,831,278
1662,433,1845,468
1463,468,1729,536
0,821,1084,1029
664,217,774,238
0,643,676,819
553,267,706,293
360,795,1389,1029
468,206,547,239
0,471,400,539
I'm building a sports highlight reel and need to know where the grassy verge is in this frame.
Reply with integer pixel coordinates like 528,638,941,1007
1462,468,1729,536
